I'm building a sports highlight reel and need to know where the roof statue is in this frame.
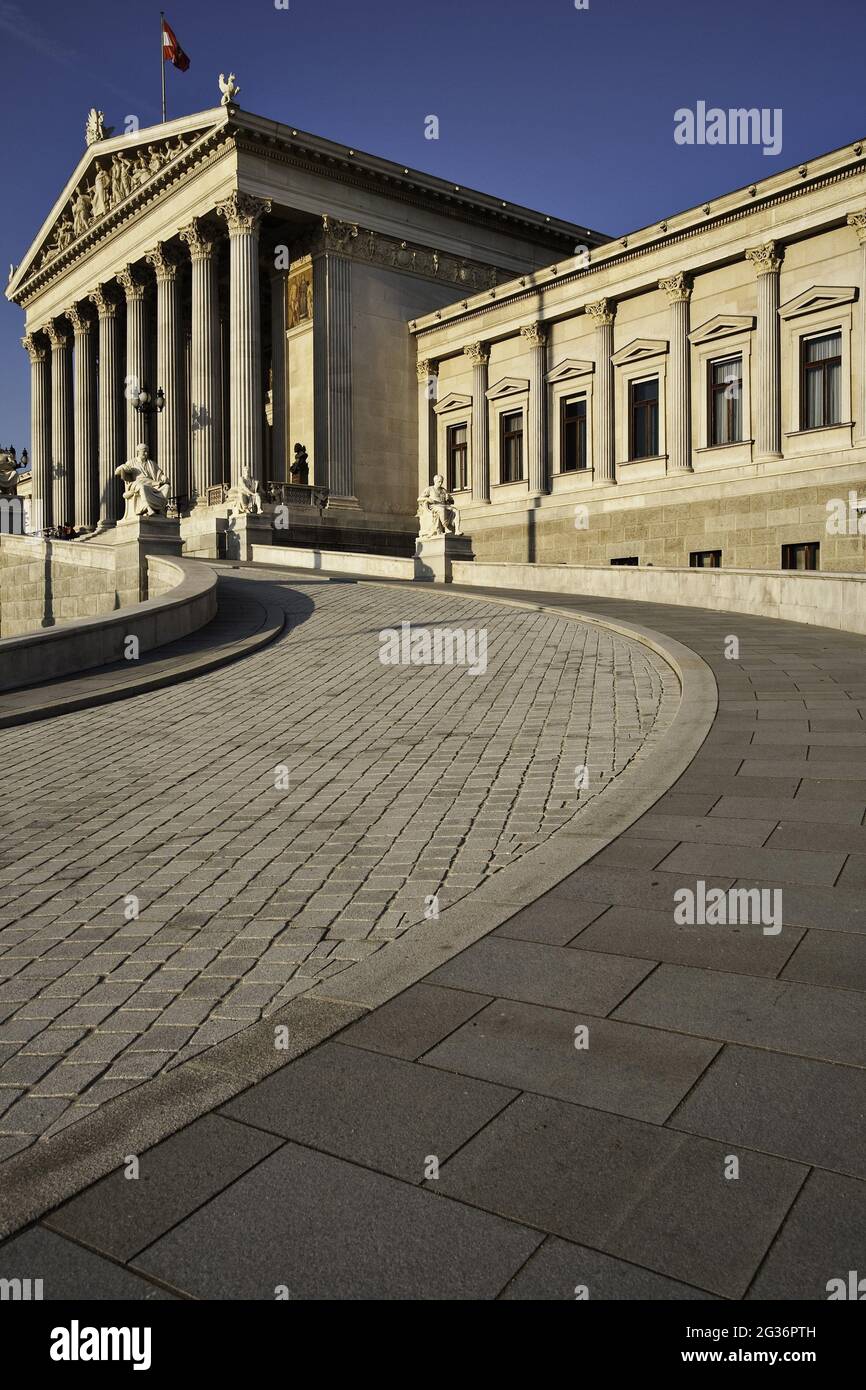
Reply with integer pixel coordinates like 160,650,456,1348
85,109,111,145
219,73,240,107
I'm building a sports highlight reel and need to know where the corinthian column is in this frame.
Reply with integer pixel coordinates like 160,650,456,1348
417,359,438,493
586,298,616,483
179,218,222,500
146,242,184,502
46,318,74,525
465,342,490,502
117,263,149,454
68,304,97,529
847,211,866,442
89,283,121,525
216,192,272,486
520,321,549,494
745,241,784,460
269,266,287,481
22,332,51,532
659,273,693,473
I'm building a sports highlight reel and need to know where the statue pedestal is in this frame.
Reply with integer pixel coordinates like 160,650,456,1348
111,515,182,605
225,511,274,562
180,503,229,561
414,533,474,583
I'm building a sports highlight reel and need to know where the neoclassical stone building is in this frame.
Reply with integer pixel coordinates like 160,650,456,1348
7,90,603,555
413,136,866,572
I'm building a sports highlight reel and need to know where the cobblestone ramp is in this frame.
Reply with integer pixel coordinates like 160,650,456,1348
0,573,678,1156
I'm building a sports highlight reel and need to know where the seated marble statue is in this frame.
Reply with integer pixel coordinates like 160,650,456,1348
417,474,462,538
115,444,170,519
0,448,18,496
227,472,262,516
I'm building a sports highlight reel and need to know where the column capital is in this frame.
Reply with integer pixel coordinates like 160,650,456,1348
585,297,616,327
216,192,272,236
321,214,359,254
45,318,69,349
417,358,439,382
68,303,94,335
847,210,866,245
520,321,547,348
464,341,489,367
745,241,783,276
22,332,47,363
179,217,218,261
146,242,181,283
117,264,148,301
659,272,692,303
89,282,119,318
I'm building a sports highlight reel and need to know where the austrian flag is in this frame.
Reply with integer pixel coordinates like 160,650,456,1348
162,17,190,71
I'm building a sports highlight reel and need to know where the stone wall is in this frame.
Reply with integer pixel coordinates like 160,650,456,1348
0,536,117,638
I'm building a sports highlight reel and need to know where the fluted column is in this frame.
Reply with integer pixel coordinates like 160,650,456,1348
179,219,222,499
847,211,866,442
216,193,271,486
465,342,490,502
417,359,438,493
22,333,51,532
586,298,616,483
89,284,122,525
521,322,549,494
68,304,98,529
117,264,149,454
46,318,73,525
146,242,184,502
313,227,354,497
746,241,783,460
269,266,287,481
659,273,693,473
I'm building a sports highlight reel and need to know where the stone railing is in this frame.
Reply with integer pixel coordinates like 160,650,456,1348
0,539,217,692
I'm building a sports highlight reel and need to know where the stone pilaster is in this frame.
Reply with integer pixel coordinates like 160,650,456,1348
146,242,184,504
586,298,616,483
68,304,98,529
89,284,122,526
520,321,549,495
847,211,866,442
117,264,149,454
465,342,490,502
417,359,438,493
745,241,784,460
313,222,354,497
179,218,223,500
216,192,272,486
22,333,51,531
659,273,693,473
46,318,74,525
269,266,288,481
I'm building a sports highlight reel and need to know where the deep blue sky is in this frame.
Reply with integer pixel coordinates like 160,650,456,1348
2,0,865,452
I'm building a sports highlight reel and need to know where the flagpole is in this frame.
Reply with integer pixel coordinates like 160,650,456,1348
160,10,166,122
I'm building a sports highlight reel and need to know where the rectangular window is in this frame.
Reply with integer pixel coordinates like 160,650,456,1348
690,550,722,568
560,397,587,472
782,542,820,571
629,377,659,460
446,423,468,492
501,410,524,483
709,356,742,445
801,332,842,429
610,556,639,566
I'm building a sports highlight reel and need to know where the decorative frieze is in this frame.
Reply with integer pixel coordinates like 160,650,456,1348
318,214,502,291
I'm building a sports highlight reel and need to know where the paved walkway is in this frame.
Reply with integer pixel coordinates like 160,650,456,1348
1,574,865,1300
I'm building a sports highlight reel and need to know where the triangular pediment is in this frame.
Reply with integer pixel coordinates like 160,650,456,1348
485,376,530,400
545,357,594,383
7,109,228,297
611,337,668,366
689,313,755,344
778,285,858,319
433,392,473,415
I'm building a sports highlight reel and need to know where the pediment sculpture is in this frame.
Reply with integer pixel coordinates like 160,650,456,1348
116,444,170,520
417,474,462,538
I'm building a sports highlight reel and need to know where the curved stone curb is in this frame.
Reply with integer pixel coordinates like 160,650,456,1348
0,580,716,1241
0,582,285,729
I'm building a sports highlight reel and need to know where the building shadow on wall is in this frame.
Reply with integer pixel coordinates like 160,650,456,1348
526,505,536,564
42,538,55,628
